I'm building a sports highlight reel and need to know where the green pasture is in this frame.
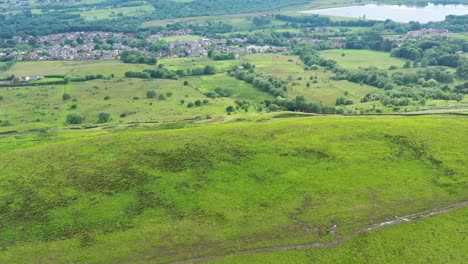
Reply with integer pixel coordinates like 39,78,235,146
0,61,149,79
0,115,466,263
187,73,273,102
160,35,203,42
75,5,155,21
0,78,237,128
320,49,407,70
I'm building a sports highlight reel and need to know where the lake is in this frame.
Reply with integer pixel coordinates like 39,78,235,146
301,3,468,23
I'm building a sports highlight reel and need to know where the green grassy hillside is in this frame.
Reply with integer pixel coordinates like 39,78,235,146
0,115,466,263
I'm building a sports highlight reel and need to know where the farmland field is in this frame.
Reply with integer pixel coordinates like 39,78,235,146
0,61,150,79
319,49,407,70
0,115,466,263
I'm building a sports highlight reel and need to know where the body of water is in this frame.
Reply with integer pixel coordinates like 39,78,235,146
301,3,468,23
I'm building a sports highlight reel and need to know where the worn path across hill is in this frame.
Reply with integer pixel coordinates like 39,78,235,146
172,201,468,264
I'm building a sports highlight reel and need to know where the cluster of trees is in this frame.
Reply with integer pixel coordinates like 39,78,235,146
361,86,464,106
275,14,378,28
390,38,467,68
229,67,287,97
120,51,157,65
147,0,308,20
208,50,236,60
70,74,105,82
427,15,468,33
205,87,234,98
265,96,339,114
344,31,396,52
0,60,15,73
125,65,217,80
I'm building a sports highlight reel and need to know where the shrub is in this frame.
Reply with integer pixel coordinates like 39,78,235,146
194,99,202,106
183,80,189,86
97,112,111,123
146,90,156,98
66,113,84,124
62,93,71,100
187,102,194,108
158,94,166,100
180,99,185,104
166,92,173,97
104,96,110,100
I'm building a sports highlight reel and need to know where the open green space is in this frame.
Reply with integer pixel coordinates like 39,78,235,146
320,49,408,70
0,115,466,263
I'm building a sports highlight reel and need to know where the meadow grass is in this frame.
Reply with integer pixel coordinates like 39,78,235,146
0,115,466,263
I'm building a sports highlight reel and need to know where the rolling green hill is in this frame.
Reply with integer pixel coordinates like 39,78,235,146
0,115,466,263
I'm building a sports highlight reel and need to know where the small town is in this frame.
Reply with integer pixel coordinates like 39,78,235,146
0,29,293,61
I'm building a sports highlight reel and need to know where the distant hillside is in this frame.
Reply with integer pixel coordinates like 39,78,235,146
0,115,466,263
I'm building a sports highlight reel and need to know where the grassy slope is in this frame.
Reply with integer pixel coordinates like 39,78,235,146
207,207,468,264
0,115,466,263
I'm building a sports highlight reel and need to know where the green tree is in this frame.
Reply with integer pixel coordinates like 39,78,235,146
456,63,468,80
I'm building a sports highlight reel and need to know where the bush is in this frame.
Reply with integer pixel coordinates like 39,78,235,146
183,80,189,86
146,90,156,98
226,105,235,113
187,102,194,108
194,99,202,106
158,94,166,100
180,99,185,104
97,112,111,123
66,113,84,124
166,92,173,97
62,93,71,100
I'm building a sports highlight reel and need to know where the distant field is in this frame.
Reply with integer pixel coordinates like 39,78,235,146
0,78,237,128
0,61,149,78
448,33,468,41
0,115,466,263
320,49,407,70
160,57,237,72
187,73,273,102
160,35,203,42
75,5,155,21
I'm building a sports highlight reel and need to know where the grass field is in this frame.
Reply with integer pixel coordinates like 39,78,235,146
0,115,466,263
0,78,238,129
161,35,204,42
0,61,149,79
320,49,407,70
75,5,155,21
